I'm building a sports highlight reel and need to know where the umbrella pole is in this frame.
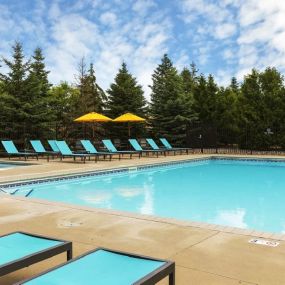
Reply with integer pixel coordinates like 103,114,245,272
128,122,130,138
93,123,95,138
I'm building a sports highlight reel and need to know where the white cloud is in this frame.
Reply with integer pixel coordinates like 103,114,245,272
215,23,236,39
179,0,285,85
42,0,171,100
99,12,117,26
132,0,156,16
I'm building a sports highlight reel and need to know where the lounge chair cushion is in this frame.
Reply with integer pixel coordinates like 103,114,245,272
0,233,63,266
21,249,166,285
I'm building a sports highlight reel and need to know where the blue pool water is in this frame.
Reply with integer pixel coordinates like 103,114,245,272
9,159,285,233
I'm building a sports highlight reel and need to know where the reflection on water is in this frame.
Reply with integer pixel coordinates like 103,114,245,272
82,192,112,207
140,184,154,215
117,187,144,198
211,209,248,228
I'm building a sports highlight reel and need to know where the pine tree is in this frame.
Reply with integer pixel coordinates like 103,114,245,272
85,63,106,112
238,68,285,149
192,74,219,125
149,54,194,145
25,47,53,138
75,58,106,114
106,62,147,138
0,42,30,138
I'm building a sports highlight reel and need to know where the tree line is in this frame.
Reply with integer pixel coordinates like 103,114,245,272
1,42,285,149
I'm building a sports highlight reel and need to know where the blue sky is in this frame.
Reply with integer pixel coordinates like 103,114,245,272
0,0,284,99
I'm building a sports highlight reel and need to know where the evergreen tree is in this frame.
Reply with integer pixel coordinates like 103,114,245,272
0,42,30,138
193,74,219,125
106,62,147,138
85,63,106,112
181,67,195,97
192,74,208,123
215,86,239,144
149,54,194,144
75,57,106,114
238,68,285,149
25,47,53,138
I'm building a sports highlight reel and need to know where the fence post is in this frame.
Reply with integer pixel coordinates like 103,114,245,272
199,134,203,153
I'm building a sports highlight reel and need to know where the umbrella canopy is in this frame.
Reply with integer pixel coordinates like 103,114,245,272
74,112,112,138
113,113,146,137
113,113,146,123
74,112,112,122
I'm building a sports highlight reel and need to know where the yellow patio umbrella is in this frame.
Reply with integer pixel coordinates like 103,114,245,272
113,112,146,137
74,112,112,137
74,112,112,123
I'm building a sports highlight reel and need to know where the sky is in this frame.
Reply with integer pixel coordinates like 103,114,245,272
1,0,285,99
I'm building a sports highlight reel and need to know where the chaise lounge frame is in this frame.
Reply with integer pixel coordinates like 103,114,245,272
0,231,72,277
16,247,175,285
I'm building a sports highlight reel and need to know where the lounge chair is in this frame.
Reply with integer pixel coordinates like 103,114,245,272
129,139,166,157
102,139,141,159
146,138,176,155
160,138,192,154
30,140,59,161
48,140,59,152
0,231,72,277
1,140,38,160
80,140,115,161
56,141,96,163
17,247,175,285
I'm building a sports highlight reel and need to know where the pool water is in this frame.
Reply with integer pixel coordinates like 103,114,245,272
9,159,285,233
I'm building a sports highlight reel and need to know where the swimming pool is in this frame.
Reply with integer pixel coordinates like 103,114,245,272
5,158,285,233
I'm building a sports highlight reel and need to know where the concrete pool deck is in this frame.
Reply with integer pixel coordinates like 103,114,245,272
0,154,285,284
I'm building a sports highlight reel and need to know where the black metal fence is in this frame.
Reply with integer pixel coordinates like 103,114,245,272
2,120,285,155
186,122,285,155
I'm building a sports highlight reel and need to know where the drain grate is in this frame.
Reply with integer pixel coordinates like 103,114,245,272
249,238,279,247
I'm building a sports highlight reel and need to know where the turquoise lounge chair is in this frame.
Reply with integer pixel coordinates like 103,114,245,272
80,140,114,161
0,231,72,277
30,140,59,161
56,141,96,163
1,140,38,160
102,139,141,159
160,138,192,154
146,138,175,155
17,247,175,285
129,139,165,157
48,140,59,152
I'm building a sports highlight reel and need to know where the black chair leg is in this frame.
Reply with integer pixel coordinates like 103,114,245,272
67,248,73,261
169,270,175,285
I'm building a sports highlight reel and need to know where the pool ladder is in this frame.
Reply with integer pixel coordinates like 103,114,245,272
0,187,33,197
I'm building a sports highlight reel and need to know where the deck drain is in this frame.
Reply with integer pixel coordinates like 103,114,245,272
249,238,279,247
